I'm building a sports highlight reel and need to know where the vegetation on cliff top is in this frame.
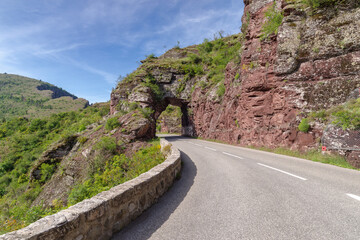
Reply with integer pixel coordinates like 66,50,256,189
260,1,284,41
287,0,360,11
115,33,242,100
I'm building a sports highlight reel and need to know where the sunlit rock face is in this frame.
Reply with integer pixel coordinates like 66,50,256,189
111,0,360,153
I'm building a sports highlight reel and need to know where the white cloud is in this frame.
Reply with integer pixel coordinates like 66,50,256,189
0,0,244,101
33,43,85,56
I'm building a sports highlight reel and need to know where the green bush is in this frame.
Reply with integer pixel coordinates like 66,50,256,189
142,75,164,101
145,53,156,60
303,0,337,9
129,102,140,111
298,118,310,132
188,53,202,64
216,82,226,98
39,163,56,183
78,124,86,132
198,39,214,53
105,117,121,131
260,2,284,41
94,137,117,154
140,107,154,119
332,111,360,130
78,136,88,144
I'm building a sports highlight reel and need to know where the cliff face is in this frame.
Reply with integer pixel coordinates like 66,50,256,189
111,0,360,152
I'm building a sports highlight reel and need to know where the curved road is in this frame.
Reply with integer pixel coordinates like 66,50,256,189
113,136,360,239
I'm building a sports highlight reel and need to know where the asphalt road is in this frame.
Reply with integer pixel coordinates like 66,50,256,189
112,136,360,240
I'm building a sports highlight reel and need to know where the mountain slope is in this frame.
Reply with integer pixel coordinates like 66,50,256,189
0,73,89,120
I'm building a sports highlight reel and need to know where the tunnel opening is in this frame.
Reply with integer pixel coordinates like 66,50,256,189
154,97,195,137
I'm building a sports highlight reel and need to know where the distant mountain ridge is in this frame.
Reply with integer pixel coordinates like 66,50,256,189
36,83,77,100
0,73,89,120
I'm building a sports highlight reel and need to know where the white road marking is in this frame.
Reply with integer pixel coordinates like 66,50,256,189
257,163,307,181
222,152,244,159
347,193,360,202
205,146,217,151
194,144,203,147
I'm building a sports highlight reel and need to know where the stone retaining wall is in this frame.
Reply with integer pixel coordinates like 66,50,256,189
1,139,181,240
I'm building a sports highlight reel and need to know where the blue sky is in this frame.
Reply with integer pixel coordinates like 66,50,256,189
0,0,244,103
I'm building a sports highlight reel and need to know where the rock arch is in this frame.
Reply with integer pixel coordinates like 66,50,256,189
154,97,194,137
110,67,196,138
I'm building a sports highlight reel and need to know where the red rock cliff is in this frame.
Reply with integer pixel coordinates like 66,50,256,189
111,0,360,151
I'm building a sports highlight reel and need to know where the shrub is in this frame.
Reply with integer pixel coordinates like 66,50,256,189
39,163,56,183
198,39,214,53
298,118,310,132
216,82,226,98
188,53,202,64
94,137,117,154
105,117,121,131
142,75,164,101
145,53,156,60
140,107,154,119
260,2,284,41
303,0,337,9
129,102,139,111
332,111,360,130
78,124,86,132
78,136,88,144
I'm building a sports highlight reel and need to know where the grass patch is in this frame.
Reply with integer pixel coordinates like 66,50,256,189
216,82,226,98
252,146,356,169
307,98,360,130
193,137,357,170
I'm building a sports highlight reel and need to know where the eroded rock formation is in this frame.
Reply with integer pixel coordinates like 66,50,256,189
111,0,360,164
31,110,154,207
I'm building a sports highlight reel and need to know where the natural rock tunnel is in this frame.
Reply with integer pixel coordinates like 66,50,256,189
110,61,197,139
154,97,194,136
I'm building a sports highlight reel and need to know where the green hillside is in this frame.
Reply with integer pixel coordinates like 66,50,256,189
0,73,89,120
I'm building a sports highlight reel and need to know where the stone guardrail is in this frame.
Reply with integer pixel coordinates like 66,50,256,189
1,139,181,240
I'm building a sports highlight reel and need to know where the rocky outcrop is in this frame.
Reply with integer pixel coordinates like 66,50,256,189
110,0,360,155
322,125,360,167
31,111,155,207
30,135,79,183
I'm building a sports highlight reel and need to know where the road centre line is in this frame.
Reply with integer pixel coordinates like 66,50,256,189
347,193,360,202
222,152,244,159
194,143,203,147
205,146,217,151
257,163,307,181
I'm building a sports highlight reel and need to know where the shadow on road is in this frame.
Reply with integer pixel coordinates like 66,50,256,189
112,142,197,240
